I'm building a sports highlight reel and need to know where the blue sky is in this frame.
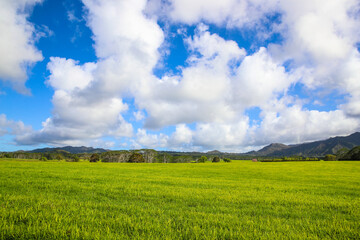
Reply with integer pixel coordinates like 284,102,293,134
1,0,360,152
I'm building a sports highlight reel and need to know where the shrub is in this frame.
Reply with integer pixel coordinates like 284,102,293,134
90,153,100,162
40,157,48,161
212,156,220,163
198,156,208,163
223,158,231,163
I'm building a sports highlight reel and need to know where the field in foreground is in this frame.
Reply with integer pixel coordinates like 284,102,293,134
0,160,359,239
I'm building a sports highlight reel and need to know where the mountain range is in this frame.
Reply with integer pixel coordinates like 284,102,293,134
26,132,360,157
248,132,360,157
28,146,108,154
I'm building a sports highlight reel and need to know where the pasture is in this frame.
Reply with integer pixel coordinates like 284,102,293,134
0,160,359,239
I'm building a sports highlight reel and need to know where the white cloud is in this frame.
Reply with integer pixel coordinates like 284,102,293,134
268,0,360,88
0,0,43,94
155,0,360,150
47,57,97,91
18,0,162,146
133,124,193,150
134,129,169,149
0,114,32,137
166,0,279,28
16,0,360,151
169,124,193,145
232,47,294,108
133,111,145,121
17,88,133,146
140,25,246,128
256,102,360,145
338,52,360,117
67,10,81,23
192,119,249,150
270,0,360,121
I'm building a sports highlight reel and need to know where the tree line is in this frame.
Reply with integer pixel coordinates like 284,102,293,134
1,145,360,163
0,149,232,163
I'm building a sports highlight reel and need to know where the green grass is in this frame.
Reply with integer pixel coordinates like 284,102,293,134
0,160,359,239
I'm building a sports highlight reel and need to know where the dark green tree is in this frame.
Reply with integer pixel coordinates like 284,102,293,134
341,146,360,160
324,154,336,161
128,152,145,163
212,156,220,162
72,155,80,162
90,153,100,162
198,156,208,163
335,148,349,160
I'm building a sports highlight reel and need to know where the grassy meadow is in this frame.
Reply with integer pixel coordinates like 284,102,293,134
0,160,359,239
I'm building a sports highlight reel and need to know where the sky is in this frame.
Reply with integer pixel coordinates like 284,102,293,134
0,0,360,152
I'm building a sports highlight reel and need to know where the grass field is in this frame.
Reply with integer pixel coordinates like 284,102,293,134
0,160,359,239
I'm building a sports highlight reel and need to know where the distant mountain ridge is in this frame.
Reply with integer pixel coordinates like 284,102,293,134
29,146,108,154
206,150,222,154
250,132,360,157
25,132,360,157
247,143,290,156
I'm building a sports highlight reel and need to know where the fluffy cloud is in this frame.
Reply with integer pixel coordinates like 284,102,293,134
132,124,193,150
271,0,360,122
47,57,97,91
0,0,43,94
139,25,295,133
168,124,193,147
18,60,133,146
270,0,360,85
18,0,163,146
165,0,279,28
134,0,360,151
133,111,145,121
192,120,249,150
0,114,32,137
134,129,169,149
232,47,293,108
255,98,360,145
16,0,360,151
140,25,246,128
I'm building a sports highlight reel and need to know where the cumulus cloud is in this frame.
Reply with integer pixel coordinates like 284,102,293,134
255,98,360,145
0,0,43,94
17,0,360,151
170,124,193,145
134,0,360,151
164,0,279,28
18,0,162,146
17,78,133,146
232,47,293,108
140,25,246,128
133,111,145,121
270,0,360,122
0,114,32,137
192,120,249,150
132,124,193,150
134,129,169,149
47,57,97,91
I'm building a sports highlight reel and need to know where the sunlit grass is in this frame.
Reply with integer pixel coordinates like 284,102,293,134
0,160,359,239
